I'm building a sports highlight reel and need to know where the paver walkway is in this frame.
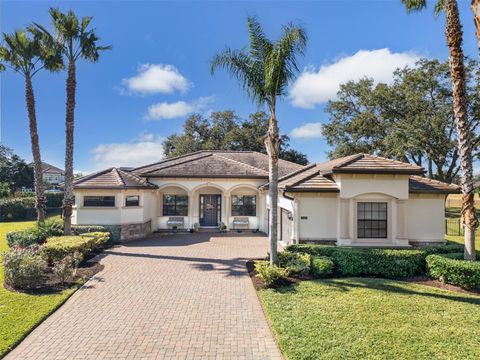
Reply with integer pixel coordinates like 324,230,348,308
7,233,282,360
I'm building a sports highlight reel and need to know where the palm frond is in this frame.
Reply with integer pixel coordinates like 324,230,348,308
400,0,427,13
247,16,273,62
211,47,266,105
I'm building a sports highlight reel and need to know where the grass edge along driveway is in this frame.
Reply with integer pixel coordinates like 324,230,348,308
259,277,480,360
0,220,80,358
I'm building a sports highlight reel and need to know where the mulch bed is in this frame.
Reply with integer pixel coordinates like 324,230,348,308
4,260,104,294
246,259,480,295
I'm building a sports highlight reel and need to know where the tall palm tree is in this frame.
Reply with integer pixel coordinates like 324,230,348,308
402,0,477,260
0,30,63,223
472,0,480,50
211,17,307,264
36,8,111,235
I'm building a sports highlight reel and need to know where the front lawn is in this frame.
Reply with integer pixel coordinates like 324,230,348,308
259,278,480,360
0,218,79,357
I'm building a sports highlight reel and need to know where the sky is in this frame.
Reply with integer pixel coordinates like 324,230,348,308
1,0,478,174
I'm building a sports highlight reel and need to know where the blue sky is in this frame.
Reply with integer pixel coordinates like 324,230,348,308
1,0,478,173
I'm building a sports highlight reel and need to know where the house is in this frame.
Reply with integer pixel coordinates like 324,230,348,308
72,151,459,246
40,162,65,189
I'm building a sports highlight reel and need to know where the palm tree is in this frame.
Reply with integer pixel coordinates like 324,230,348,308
0,30,63,223
402,0,477,260
211,17,307,264
472,0,480,50
35,8,111,235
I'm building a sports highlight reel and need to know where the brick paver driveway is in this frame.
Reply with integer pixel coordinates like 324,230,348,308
7,233,282,360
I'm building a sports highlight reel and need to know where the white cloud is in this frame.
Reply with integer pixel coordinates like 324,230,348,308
121,64,192,95
290,48,421,109
91,133,164,169
145,96,214,120
290,122,323,140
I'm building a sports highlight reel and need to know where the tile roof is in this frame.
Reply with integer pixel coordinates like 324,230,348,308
318,153,424,175
38,162,65,175
133,151,303,178
262,154,457,194
73,168,157,189
409,175,461,194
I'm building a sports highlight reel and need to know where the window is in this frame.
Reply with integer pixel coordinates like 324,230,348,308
231,195,256,216
357,202,387,239
125,195,140,207
83,196,115,207
163,195,188,216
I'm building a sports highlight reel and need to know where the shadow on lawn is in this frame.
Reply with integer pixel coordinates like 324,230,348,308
274,278,480,305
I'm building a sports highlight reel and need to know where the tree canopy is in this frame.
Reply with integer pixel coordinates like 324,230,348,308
323,58,480,183
162,110,308,165
0,145,34,196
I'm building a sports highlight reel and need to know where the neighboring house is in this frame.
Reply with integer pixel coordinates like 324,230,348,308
72,151,459,246
40,162,65,189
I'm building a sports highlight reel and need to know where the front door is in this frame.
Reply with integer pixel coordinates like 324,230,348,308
200,194,221,226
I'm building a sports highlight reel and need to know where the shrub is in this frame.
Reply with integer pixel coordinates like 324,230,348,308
3,246,47,289
72,225,121,242
6,219,64,247
311,256,334,278
255,260,288,287
0,197,36,222
53,252,83,285
426,253,480,289
277,252,311,275
43,232,110,262
287,245,424,278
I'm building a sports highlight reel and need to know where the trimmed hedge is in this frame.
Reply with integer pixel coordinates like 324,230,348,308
287,245,426,278
6,220,63,247
3,245,47,289
72,224,121,242
311,256,334,278
43,232,110,262
426,253,480,289
276,251,311,276
255,260,288,287
0,193,64,221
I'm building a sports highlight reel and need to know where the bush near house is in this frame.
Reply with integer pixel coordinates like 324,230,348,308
42,232,109,262
72,224,121,242
310,256,334,278
6,219,63,247
0,193,64,222
3,245,47,289
255,260,289,287
426,253,480,289
276,251,311,276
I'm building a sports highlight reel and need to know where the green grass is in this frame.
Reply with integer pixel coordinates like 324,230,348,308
0,217,79,357
259,278,480,360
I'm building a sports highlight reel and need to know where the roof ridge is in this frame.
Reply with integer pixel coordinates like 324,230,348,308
73,167,115,185
365,154,423,169
214,153,269,175
330,153,365,171
113,168,125,187
133,150,207,171
278,163,316,183
286,169,322,189
139,153,214,175
410,175,459,188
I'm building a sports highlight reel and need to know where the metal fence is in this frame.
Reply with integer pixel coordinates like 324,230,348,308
445,199,480,208
445,218,463,236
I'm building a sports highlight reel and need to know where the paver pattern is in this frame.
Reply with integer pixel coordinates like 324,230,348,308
7,233,282,360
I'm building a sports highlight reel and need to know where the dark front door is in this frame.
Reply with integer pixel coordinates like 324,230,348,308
200,194,221,226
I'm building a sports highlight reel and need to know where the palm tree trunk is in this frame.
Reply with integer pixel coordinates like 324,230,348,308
445,0,477,260
265,111,280,265
25,75,45,223
63,59,76,235
472,0,480,50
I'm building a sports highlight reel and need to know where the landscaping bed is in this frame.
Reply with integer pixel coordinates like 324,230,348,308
0,218,109,357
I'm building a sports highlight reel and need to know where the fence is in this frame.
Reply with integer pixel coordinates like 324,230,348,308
445,218,463,236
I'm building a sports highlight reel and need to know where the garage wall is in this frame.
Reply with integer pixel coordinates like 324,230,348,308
297,194,338,240
407,194,446,242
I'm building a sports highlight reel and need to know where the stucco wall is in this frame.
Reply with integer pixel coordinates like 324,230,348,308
407,194,446,242
297,194,338,240
337,174,409,200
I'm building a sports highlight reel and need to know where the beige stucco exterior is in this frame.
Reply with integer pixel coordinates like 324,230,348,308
73,173,447,247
